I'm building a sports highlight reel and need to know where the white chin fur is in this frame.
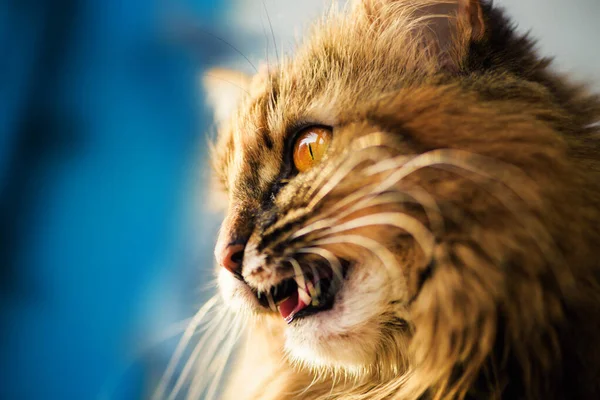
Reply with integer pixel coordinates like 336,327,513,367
218,268,259,314
284,264,392,370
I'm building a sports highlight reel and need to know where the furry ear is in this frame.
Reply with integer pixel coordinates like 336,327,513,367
458,0,485,41
353,0,486,70
202,68,252,123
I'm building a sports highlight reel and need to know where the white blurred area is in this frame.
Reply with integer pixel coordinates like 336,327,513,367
222,0,599,89
497,0,600,89
219,0,341,71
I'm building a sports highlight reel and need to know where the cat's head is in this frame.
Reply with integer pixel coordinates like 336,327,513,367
205,0,597,396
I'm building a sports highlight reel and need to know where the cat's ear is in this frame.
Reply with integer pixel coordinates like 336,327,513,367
202,68,252,123
353,0,486,70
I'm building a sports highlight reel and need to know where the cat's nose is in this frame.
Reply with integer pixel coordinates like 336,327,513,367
216,242,246,275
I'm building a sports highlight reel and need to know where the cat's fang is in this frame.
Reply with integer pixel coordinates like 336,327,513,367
298,286,312,305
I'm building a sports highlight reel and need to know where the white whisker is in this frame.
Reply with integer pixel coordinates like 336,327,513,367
99,316,203,400
167,310,229,400
204,316,247,400
306,147,390,210
287,258,308,290
153,295,218,400
314,234,401,277
400,186,445,236
365,149,541,209
187,313,243,400
314,212,435,263
297,186,444,245
297,247,344,285
291,216,337,241
351,132,414,153
363,149,559,261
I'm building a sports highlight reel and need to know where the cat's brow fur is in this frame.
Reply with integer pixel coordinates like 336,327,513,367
205,1,600,399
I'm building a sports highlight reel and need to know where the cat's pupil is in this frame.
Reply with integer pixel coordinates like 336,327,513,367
292,126,332,172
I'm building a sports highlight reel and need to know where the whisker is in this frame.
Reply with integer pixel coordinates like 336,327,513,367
187,314,243,400
296,247,344,287
291,190,403,240
310,181,392,220
260,12,272,76
364,149,542,209
314,234,401,277
98,316,202,400
313,212,435,263
174,23,258,73
287,258,308,290
296,185,444,243
167,309,229,400
306,147,391,209
298,369,323,397
153,295,219,400
262,1,280,62
204,316,247,400
374,150,559,261
204,74,250,96
399,186,445,237
290,216,336,241
197,278,220,294
350,132,413,153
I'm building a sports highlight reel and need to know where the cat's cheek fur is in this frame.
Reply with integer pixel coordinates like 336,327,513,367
217,268,260,314
283,263,395,370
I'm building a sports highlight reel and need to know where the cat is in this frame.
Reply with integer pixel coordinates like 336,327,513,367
199,0,600,399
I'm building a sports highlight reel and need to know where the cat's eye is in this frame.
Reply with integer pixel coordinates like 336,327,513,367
292,126,332,172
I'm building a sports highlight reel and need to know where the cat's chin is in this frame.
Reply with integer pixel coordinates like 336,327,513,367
282,263,391,369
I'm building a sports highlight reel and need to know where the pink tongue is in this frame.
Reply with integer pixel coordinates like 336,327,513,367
278,290,308,324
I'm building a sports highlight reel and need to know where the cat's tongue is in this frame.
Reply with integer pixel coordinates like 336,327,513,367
278,288,310,324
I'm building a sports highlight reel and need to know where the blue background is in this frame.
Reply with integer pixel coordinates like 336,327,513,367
0,0,228,398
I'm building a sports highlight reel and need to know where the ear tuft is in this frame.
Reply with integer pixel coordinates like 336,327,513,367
459,0,485,41
202,68,251,123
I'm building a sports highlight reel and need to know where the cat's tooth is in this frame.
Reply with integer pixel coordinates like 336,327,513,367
290,262,307,294
298,286,312,305
292,272,312,305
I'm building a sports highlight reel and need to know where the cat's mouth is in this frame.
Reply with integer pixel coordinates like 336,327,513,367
253,261,349,324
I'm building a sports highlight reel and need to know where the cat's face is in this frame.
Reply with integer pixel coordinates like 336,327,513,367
207,0,574,378
212,87,420,371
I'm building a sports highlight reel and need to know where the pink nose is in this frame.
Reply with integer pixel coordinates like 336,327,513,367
216,243,245,275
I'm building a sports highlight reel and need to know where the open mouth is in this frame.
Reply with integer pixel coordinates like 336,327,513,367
254,262,349,324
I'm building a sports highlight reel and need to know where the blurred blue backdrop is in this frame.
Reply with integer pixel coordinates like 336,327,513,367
0,0,228,398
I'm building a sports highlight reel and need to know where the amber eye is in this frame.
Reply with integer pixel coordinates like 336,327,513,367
292,126,332,172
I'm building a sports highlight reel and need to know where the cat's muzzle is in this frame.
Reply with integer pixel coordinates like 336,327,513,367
251,259,350,324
